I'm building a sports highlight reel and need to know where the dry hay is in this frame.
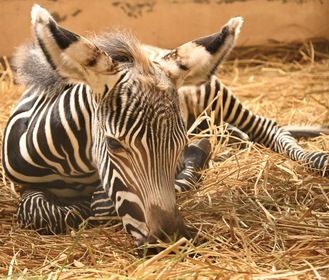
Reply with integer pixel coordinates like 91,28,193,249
0,41,329,279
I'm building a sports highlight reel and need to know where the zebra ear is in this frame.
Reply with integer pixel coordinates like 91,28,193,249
31,5,117,90
160,17,243,87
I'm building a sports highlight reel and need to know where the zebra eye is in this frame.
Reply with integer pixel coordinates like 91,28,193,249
106,137,124,151
113,55,132,63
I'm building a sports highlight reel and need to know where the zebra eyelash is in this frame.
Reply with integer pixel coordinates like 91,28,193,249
106,136,125,151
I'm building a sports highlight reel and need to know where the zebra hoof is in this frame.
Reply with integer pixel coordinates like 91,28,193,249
305,151,329,177
183,138,212,169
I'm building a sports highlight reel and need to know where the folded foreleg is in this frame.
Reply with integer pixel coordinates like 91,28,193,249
17,189,92,234
175,138,211,192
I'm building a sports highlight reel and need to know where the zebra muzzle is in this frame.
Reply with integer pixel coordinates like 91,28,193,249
139,216,193,256
138,204,192,250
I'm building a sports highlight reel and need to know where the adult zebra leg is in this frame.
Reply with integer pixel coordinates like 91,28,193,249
17,189,92,234
179,75,328,177
175,138,212,192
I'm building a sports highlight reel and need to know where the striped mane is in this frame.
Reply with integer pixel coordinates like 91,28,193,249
93,31,153,75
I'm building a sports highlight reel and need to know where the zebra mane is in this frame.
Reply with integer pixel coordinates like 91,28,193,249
93,30,139,61
92,30,154,76
13,30,153,95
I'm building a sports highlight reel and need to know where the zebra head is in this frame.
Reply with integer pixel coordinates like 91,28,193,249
30,5,242,246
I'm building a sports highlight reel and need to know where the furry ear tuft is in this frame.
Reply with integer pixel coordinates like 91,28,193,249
227,17,243,37
31,4,52,25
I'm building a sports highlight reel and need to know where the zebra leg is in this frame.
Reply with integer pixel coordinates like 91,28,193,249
273,128,328,176
17,189,92,234
179,76,329,177
175,138,212,192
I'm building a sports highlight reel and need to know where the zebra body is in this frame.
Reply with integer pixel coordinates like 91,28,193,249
2,5,328,247
4,84,97,191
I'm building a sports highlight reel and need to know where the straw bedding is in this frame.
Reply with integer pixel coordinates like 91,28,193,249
0,41,328,279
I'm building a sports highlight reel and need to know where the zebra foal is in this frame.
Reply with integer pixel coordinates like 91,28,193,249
2,5,328,249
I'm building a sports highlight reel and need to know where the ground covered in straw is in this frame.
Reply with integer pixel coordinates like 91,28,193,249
1,42,329,279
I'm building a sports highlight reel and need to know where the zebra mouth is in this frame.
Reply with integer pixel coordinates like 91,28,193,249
135,225,194,256
129,206,194,255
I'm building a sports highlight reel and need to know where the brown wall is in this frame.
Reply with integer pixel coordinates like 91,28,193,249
1,0,328,56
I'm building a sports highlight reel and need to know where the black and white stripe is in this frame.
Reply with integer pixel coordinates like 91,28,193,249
177,75,328,176
2,5,327,248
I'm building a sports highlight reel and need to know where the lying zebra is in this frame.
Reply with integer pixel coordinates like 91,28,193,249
2,5,328,248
